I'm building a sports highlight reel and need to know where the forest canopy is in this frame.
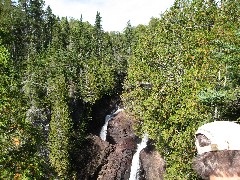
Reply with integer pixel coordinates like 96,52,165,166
0,0,239,179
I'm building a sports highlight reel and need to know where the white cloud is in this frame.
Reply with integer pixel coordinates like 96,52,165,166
44,0,175,32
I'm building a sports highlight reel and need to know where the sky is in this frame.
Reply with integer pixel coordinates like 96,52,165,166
44,0,175,32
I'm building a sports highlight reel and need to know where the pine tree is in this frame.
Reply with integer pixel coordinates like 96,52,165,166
93,11,103,58
48,74,72,179
60,17,70,49
43,6,55,49
28,0,45,52
123,20,134,55
0,0,26,62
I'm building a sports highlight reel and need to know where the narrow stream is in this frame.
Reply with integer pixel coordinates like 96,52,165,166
129,134,148,180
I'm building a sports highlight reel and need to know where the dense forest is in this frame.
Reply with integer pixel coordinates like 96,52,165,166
0,0,239,179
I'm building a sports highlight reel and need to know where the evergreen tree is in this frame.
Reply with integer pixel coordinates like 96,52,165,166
0,38,53,179
48,74,72,178
0,0,27,62
123,20,134,55
43,6,55,48
92,11,103,58
60,17,70,49
27,0,45,52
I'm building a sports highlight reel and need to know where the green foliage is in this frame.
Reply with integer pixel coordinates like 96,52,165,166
0,40,54,179
1,4,126,176
43,6,55,49
2,0,239,179
79,56,115,103
198,88,229,106
122,0,240,179
59,17,70,49
48,75,72,178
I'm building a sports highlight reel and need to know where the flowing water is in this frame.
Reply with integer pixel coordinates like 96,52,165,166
129,134,148,180
99,108,124,141
99,115,112,141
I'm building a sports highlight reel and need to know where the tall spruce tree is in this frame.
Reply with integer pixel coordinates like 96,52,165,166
123,20,134,55
93,11,103,58
28,0,45,52
43,6,55,49
60,17,70,49
48,72,72,178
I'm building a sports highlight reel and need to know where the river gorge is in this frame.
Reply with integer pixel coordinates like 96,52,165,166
75,96,166,180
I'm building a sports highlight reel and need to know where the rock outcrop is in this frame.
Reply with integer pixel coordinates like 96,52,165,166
107,111,136,145
139,143,166,180
98,111,137,179
88,95,121,135
76,135,115,180
77,109,165,180
77,111,137,180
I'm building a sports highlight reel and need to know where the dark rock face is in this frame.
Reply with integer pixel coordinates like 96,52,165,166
88,95,121,136
98,111,137,180
76,135,115,180
107,111,136,145
97,142,134,180
77,111,137,180
139,144,166,180
78,110,166,180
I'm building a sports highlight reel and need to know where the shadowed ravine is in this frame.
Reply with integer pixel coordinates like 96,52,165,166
76,98,165,180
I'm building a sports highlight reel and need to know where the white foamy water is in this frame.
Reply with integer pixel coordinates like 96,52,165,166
113,108,124,115
129,134,148,180
99,115,112,141
99,108,124,141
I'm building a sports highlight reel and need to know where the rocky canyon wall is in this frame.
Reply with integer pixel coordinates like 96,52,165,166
76,96,165,180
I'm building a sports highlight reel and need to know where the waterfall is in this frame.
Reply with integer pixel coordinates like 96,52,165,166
100,108,124,141
113,108,124,115
129,134,148,180
100,115,111,141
